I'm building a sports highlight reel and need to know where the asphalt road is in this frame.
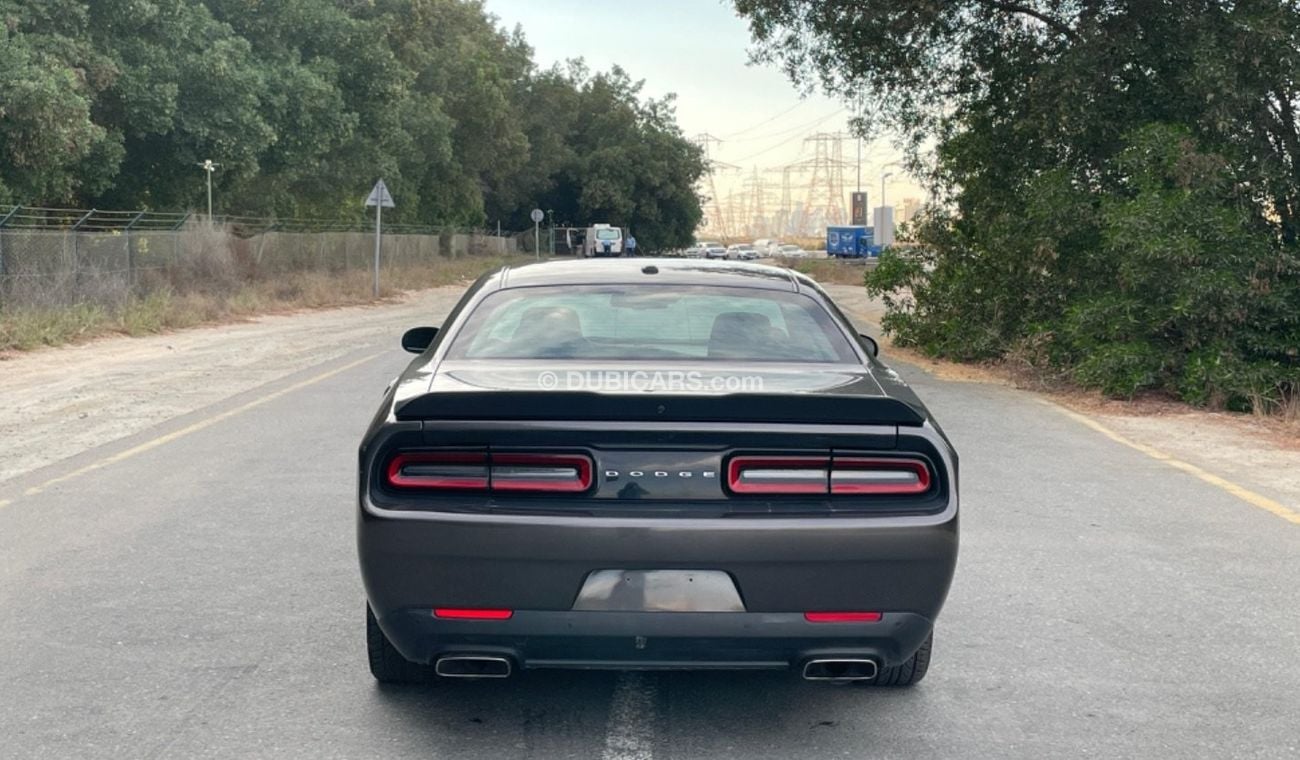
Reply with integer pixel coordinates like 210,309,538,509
2,288,1299,759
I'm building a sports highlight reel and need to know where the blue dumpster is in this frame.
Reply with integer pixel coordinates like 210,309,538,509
826,226,876,258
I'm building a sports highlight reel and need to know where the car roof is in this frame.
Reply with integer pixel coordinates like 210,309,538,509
494,258,809,292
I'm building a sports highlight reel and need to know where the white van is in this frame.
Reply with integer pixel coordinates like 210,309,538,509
584,224,624,257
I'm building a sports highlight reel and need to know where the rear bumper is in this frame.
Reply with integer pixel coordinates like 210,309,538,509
376,608,935,670
358,505,958,670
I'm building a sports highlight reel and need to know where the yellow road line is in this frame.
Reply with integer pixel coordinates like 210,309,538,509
20,353,380,499
1044,401,1300,525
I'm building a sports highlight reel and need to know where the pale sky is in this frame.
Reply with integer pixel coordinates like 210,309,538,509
484,0,927,227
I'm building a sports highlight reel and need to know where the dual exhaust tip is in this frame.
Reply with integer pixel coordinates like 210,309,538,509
433,655,878,681
801,658,879,681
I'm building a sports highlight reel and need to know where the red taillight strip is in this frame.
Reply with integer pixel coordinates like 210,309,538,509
830,457,932,495
804,611,883,623
433,608,514,620
384,451,594,493
386,452,489,490
491,453,593,493
727,456,830,494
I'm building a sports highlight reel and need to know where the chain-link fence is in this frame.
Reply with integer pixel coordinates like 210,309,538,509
0,205,522,311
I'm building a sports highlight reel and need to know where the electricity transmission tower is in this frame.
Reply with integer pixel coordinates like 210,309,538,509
800,132,852,231
740,168,776,238
692,133,738,240
766,164,801,237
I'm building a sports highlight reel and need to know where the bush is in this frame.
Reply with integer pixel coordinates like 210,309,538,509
871,124,1300,413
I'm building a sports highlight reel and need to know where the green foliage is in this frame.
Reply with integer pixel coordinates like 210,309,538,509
518,64,706,248
742,1,1300,412
0,1,703,245
0,2,116,203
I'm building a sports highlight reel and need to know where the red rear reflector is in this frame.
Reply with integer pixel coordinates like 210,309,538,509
433,608,514,620
804,612,883,623
830,457,931,495
727,456,830,494
386,452,488,490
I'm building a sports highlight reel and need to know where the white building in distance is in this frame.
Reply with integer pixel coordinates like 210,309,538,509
873,206,896,247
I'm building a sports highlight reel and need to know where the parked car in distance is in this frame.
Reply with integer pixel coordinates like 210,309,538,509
775,244,810,259
683,246,705,258
726,243,759,261
701,242,728,259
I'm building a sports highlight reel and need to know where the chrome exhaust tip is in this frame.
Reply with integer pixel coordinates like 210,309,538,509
434,655,513,679
802,658,878,681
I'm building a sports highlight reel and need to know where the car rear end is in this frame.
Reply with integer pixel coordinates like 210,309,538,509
358,264,958,683
359,391,957,680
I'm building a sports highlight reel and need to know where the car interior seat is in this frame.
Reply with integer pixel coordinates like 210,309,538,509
511,306,586,356
708,311,780,359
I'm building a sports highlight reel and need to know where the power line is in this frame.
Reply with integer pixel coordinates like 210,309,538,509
724,107,851,144
718,100,810,139
724,109,849,164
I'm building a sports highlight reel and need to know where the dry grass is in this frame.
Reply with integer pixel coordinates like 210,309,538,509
0,252,528,353
780,257,876,286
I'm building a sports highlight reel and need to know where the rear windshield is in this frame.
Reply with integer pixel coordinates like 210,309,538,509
446,285,858,362
595,228,621,241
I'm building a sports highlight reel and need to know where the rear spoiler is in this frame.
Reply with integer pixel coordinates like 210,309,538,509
394,391,925,426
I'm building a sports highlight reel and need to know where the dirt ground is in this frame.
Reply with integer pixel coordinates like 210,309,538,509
0,287,466,483
3,278,1297,515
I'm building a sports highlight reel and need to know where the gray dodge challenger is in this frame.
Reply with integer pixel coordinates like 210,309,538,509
358,259,958,686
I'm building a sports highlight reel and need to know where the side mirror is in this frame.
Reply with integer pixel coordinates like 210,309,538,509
401,326,439,354
858,333,880,358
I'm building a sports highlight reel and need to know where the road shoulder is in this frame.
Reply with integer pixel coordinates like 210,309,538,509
0,287,465,485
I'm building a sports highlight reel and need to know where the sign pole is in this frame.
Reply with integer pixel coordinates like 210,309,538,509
364,179,395,299
373,201,382,298
529,208,545,260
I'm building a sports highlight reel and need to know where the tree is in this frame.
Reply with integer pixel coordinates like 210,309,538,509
734,0,1300,411
528,65,706,249
0,0,704,246
0,1,118,203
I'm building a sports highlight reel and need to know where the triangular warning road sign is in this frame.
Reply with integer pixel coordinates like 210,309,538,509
364,179,395,208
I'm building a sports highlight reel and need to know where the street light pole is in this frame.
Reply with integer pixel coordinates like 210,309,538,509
854,94,864,195
881,171,895,214
197,160,219,221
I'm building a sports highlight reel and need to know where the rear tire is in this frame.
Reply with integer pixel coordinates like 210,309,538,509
367,604,436,684
869,631,932,687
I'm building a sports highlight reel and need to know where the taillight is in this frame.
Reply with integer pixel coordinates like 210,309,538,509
726,455,933,496
727,456,829,494
830,457,931,495
386,452,488,490
384,451,593,494
491,453,592,493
